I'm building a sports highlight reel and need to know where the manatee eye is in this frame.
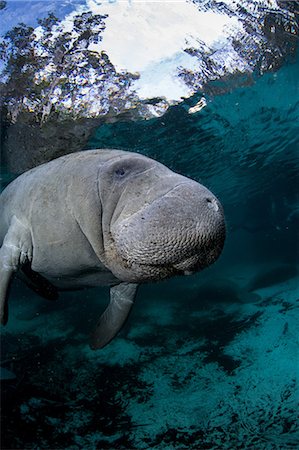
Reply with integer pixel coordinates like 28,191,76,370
115,168,126,177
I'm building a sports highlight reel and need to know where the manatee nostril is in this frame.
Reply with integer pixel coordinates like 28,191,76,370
206,197,219,212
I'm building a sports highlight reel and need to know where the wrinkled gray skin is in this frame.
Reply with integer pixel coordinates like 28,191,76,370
0,150,225,349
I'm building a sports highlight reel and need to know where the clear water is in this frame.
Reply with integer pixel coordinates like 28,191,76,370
1,55,299,450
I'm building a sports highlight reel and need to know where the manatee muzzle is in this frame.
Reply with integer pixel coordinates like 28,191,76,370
111,183,226,274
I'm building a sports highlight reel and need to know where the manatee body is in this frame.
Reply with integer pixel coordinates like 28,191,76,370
0,149,225,348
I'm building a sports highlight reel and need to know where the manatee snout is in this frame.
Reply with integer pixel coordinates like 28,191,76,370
112,182,225,281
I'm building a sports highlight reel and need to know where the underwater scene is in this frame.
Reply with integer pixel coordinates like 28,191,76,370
1,1,299,449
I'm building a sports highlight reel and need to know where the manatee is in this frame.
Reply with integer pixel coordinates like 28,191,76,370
0,149,225,349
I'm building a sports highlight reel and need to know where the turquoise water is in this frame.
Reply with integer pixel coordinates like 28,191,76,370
1,60,299,448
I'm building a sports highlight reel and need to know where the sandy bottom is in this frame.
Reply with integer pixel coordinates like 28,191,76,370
1,263,298,449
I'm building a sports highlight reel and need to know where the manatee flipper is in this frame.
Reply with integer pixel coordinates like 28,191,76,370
0,262,11,325
0,216,33,325
19,263,59,301
90,282,138,350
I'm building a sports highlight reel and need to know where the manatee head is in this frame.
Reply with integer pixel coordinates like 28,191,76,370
99,153,225,283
